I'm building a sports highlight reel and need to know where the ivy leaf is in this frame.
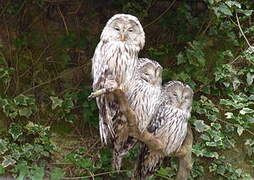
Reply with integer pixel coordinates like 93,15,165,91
176,52,186,65
30,166,44,180
174,72,191,82
248,116,254,123
217,3,233,16
157,167,170,176
19,107,33,118
50,168,65,180
236,125,244,136
225,112,234,119
9,124,23,141
208,0,214,5
50,96,63,110
16,162,29,180
9,111,18,118
2,156,16,167
206,142,217,147
194,120,210,132
77,157,93,169
246,73,254,85
200,134,210,141
0,139,8,155
14,95,28,106
232,77,240,90
209,163,217,172
239,108,254,115
211,123,221,130
225,1,241,8
204,151,219,159
238,9,253,16
249,95,254,101
0,165,5,175
217,165,226,175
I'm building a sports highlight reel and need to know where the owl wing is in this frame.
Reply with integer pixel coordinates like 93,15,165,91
149,104,189,154
134,105,189,179
96,93,118,145
163,109,188,154
92,41,106,89
147,102,167,134
92,42,119,145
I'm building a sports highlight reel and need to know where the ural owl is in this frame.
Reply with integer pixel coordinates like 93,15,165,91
112,58,162,170
91,14,145,144
134,81,193,180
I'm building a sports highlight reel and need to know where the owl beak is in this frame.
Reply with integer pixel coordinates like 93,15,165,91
120,33,126,41
152,80,158,86
177,98,183,109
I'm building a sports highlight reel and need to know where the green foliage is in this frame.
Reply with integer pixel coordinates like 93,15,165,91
0,122,56,179
0,95,37,119
49,93,76,123
50,167,65,180
79,87,99,128
147,0,254,179
115,0,154,18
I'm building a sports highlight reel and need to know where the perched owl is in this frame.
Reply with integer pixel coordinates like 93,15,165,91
91,14,145,144
112,58,162,171
134,81,193,180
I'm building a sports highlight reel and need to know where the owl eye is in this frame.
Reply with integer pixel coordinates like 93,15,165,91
128,28,134,32
114,27,120,31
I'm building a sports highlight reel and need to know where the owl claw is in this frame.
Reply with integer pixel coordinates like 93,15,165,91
88,92,96,99
88,88,108,99
104,79,118,89
88,86,121,100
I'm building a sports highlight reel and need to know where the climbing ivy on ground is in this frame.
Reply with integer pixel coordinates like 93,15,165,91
153,0,254,179
0,122,56,179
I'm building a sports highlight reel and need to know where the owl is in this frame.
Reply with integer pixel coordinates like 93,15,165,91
91,14,145,144
134,81,193,180
112,58,162,171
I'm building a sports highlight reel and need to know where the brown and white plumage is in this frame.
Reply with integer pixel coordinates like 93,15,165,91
134,81,193,180
112,58,162,171
128,58,162,131
91,14,145,144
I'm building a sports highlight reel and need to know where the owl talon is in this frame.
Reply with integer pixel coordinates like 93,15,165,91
88,92,96,99
88,86,122,99
104,79,118,89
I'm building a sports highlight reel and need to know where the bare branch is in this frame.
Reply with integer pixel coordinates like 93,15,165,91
58,6,69,35
236,13,252,48
144,0,176,29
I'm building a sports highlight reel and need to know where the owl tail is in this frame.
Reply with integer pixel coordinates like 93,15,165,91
112,151,122,172
97,96,116,145
99,120,109,145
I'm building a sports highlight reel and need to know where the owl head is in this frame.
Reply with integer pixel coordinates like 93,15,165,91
100,14,145,50
163,81,193,112
138,58,162,86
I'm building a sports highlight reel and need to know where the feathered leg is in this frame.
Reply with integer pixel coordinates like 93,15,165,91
174,125,193,180
113,136,138,171
112,112,130,171
133,145,164,180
